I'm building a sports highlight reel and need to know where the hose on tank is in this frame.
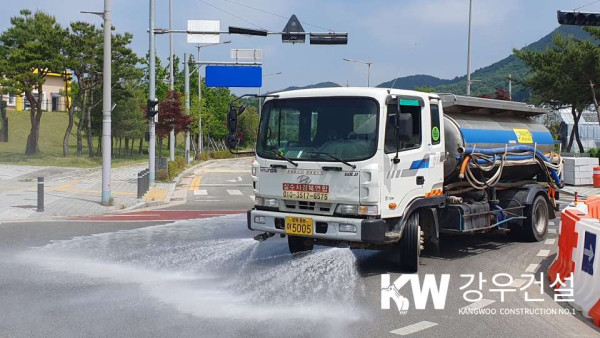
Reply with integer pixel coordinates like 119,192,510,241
458,145,563,189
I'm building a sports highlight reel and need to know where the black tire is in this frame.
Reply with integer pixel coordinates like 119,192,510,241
288,236,314,254
399,212,420,273
522,195,549,242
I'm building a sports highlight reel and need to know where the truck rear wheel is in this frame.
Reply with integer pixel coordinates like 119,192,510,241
522,195,549,242
399,212,421,273
288,236,314,254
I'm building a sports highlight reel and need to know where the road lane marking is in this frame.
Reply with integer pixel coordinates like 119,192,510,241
53,181,79,191
189,176,202,191
537,249,551,257
459,299,495,312
193,189,208,196
510,278,528,288
390,321,438,336
525,264,540,273
548,228,557,234
227,189,243,196
544,238,556,245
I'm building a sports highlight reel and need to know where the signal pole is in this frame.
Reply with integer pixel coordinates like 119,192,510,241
168,0,175,162
101,0,112,205
148,0,156,184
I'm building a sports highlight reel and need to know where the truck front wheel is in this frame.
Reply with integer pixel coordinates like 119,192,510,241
288,236,314,254
399,212,421,273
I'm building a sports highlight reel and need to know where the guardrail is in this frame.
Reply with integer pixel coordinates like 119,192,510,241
137,169,150,199
549,196,600,327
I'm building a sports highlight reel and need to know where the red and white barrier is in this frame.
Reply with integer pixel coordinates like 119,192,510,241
549,196,600,327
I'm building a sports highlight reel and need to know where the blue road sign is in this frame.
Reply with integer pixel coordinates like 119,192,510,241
582,231,596,276
205,66,262,88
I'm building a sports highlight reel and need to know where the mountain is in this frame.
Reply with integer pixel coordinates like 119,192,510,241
379,25,594,101
281,81,341,92
376,75,453,90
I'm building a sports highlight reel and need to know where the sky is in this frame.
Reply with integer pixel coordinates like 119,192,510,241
0,0,596,94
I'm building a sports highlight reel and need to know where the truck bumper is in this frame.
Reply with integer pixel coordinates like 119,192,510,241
247,209,387,243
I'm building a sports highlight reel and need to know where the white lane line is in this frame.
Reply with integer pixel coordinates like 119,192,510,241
459,299,495,312
193,189,208,196
548,228,557,234
537,249,551,257
510,278,528,288
525,264,540,273
227,189,243,196
390,321,438,336
544,238,556,245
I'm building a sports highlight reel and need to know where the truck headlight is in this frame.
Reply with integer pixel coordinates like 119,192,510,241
255,196,264,206
251,167,257,176
336,204,358,215
264,198,279,208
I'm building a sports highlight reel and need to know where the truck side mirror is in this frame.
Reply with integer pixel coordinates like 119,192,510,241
395,113,413,141
227,106,238,134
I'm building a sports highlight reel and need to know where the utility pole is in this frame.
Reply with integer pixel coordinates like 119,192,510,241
148,0,156,184
466,0,473,96
184,53,190,163
168,0,175,162
508,74,512,100
197,45,203,158
101,0,112,205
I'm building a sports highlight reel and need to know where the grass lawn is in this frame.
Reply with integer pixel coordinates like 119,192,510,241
0,109,149,168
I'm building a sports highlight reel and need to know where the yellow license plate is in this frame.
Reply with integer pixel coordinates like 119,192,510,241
285,217,314,236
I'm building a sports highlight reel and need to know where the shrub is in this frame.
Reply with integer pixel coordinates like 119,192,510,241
157,169,169,181
589,148,600,159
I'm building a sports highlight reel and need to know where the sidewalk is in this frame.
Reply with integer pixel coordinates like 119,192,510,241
0,163,172,221
560,185,600,198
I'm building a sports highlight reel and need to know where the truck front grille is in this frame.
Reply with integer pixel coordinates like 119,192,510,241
281,200,333,215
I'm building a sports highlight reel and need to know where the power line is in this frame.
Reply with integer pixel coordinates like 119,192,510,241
197,0,266,30
574,0,600,11
220,0,334,32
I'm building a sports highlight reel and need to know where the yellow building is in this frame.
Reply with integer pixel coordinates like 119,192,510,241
1,71,71,112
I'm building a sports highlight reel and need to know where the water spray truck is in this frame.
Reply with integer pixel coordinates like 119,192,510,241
226,88,564,272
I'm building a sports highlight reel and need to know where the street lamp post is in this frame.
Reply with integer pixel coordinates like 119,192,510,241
466,0,473,96
82,0,112,205
195,40,231,158
258,72,282,115
343,58,373,87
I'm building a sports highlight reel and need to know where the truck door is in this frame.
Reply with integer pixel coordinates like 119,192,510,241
427,99,445,193
382,97,428,219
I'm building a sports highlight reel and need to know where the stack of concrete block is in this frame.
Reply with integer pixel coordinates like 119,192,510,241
563,157,600,186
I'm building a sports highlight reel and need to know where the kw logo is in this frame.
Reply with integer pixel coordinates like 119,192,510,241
381,274,450,315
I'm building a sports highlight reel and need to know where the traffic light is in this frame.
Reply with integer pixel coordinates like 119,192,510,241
557,10,600,26
147,99,159,119
309,33,348,45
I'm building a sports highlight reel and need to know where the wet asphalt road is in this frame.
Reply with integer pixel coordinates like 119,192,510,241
0,158,599,337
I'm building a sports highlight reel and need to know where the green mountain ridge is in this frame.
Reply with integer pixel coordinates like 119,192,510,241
281,25,593,102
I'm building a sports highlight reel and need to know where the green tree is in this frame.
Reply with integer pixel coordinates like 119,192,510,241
514,34,600,152
63,21,102,157
0,10,68,155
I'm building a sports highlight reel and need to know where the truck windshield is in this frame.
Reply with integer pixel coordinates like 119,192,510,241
257,97,379,162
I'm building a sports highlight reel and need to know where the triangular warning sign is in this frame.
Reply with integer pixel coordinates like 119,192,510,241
282,14,305,43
